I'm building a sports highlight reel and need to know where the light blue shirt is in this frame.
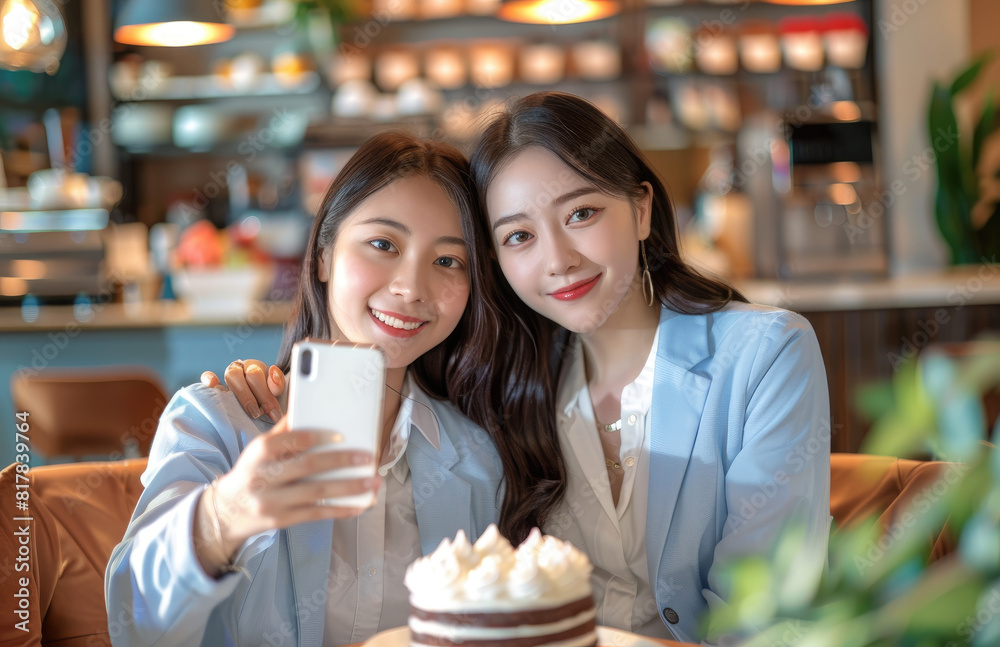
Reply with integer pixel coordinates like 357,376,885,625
105,381,503,647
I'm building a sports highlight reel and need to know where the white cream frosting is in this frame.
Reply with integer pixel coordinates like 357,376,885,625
404,525,593,612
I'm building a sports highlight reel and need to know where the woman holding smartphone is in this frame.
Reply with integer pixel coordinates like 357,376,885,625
219,92,831,644
106,132,506,646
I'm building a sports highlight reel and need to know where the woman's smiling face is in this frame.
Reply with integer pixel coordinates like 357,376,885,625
486,146,651,334
318,174,471,369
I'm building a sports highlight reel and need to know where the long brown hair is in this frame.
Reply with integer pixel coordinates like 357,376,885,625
469,91,748,542
278,131,497,406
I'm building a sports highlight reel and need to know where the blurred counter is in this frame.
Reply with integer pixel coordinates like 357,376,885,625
0,300,289,468
0,299,293,331
2,264,997,333
736,264,1000,455
737,264,1000,313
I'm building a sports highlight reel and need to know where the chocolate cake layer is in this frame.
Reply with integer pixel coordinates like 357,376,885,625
409,596,593,628
409,618,596,647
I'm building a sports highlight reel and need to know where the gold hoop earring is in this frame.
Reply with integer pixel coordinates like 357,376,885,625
640,240,654,307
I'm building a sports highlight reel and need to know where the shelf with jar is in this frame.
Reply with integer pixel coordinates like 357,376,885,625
111,71,321,102
286,2,628,146
637,8,873,139
298,1,876,154
107,43,328,155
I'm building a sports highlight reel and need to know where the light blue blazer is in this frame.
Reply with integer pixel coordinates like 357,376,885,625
105,383,503,647
644,303,831,643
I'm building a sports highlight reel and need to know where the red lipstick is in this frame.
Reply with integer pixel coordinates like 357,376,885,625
549,274,601,301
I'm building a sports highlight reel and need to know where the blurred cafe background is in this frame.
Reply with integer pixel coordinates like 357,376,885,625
0,0,998,467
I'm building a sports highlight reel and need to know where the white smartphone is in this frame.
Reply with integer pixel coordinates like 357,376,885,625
287,340,386,508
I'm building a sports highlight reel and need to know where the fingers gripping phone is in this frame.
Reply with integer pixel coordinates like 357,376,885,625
287,340,386,508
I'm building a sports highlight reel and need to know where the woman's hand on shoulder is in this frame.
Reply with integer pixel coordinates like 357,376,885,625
201,359,286,423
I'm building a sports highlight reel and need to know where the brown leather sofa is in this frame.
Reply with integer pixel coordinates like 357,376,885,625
829,452,956,562
0,459,147,647
0,453,958,646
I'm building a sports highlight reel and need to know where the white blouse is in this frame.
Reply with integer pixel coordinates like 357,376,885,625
546,325,676,640
323,374,441,646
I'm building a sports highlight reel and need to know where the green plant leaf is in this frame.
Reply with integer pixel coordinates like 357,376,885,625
960,510,1000,571
929,83,964,189
935,184,969,264
856,382,895,423
973,90,997,175
922,353,986,461
973,588,1000,647
977,205,1000,259
950,53,991,96
873,558,984,638
940,454,991,531
929,80,978,263
863,361,936,458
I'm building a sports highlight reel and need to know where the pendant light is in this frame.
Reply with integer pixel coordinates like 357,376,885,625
764,0,853,4
114,0,235,47
497,0,618,25
0,0,67,74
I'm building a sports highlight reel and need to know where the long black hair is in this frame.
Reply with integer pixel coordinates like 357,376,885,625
469,92,748,542
277,131,499,405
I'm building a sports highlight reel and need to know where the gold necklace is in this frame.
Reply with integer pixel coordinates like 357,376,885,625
598,419,621,433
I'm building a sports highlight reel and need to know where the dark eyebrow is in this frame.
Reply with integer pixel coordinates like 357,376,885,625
357,217,466,247
491,186,601,233
437,236,467,247
491,213,527,233
357,217,410,235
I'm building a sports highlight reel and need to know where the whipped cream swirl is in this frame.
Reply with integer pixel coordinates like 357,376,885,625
404,525,593,611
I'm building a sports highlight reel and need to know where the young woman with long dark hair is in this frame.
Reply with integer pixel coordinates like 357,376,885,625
106,132,505,646
468,92,830,644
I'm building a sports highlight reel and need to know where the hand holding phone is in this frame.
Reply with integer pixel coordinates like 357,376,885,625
199,417,377,574
287,340,386,508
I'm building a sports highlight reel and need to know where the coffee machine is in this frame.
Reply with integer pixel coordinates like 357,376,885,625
739,111,889,281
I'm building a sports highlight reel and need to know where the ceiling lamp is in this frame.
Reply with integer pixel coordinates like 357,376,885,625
764,0,853,5
0,0,67,74
498,0,619,25
114,0,235,47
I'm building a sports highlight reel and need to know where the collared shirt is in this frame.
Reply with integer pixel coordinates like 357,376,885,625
323,373,441,646
546,323,674,640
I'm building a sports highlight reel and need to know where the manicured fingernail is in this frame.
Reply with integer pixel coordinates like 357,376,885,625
248,405,260,418
353,454,370,465
269,408,281,423
330,433,344,444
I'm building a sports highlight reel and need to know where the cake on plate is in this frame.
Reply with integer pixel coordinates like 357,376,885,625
404,525,596,647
